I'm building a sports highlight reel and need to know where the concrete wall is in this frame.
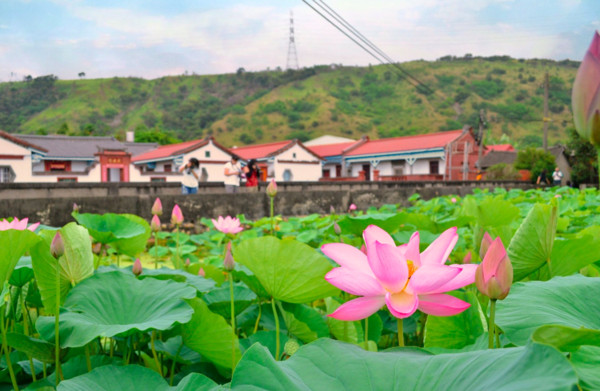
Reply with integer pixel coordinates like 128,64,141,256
0,181,533,227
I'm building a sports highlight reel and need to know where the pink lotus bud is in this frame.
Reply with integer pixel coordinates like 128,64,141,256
572,31,600,147
92,242,102,255
223,242,235,271
333,221,342,235
463,251,472,264
50,232,64,259
266,179,277,197
479,232,493,261
171,204,183,226
475,237,513,300
554,194,562,199
348,204,357,211
330,206,335,214
198,267,206,277
151,215,161,232
451,197,457,203
151,198,163,216
132,258,143,276
73,203,80,213
185,258,190,267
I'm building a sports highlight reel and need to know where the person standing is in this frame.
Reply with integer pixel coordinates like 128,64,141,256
552,167,563,186
224,155,242,193
243,159,261,192
179,158,200,194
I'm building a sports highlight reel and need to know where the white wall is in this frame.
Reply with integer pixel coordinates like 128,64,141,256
0,138,33,183
273,144,322,182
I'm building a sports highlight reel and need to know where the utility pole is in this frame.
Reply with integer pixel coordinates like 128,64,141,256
463,142,469,180
477,109,486,171
286,11,299,70
543,72,550,151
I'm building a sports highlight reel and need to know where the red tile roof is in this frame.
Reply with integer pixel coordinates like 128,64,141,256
486,144,515,152
308,142,358,158
345,130,464,156
230,140,292,160
132,139,205,162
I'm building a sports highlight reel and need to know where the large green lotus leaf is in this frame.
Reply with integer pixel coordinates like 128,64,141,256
232,265,270,299
281,302,329,343
550,235,600,276
9,256,34,287
73,213,150,257
532,325,600,352
496,275,600,347
325,298,359,344
36,271,196,347
56,364,222,391
230,339,577,390
239,331,289,358
60,222,94,287
6,332,58,363
337,213,408,236
234,237,338,303
571,346,600,391
182,298,241,370
202,282,257,319
153,336,201,365
0,229,39,285
140,267,216,293
508,203,557,280
424,291,486,350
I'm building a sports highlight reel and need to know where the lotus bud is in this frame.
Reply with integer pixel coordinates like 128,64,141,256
223,242,235,271
132,258,143,276
171,204,183,226
475,237,513,300
151,198,163,216
185,258,190,268
266,178,277,197
463,251,472,264
151,215,161,232
198,267,206,277
284,339,300,356
330,205,335,214
73,203,80,213
92,242,102,255
572,31,600,147
348,203,357,212
451,197,457,203
50,232,64,259
479,232,493,261
333,221,342,235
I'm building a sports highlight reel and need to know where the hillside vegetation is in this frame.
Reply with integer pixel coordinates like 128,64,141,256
0,56,579,147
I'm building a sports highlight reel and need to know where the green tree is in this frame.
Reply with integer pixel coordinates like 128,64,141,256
566,127,598,186
515,147,556,183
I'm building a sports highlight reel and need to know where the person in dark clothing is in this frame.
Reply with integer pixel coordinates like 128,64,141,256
536,169,550,185
243,159,261,192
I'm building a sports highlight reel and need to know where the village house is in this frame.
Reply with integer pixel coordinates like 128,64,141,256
230,139,323,182
0,130,155,183
307,137,367,179
130,136,234,183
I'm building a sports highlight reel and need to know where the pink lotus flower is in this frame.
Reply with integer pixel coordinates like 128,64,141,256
475,236,513,300
151,198,163,216
348,204,357,211
266,179,277,197
322,225,477,321
451,197,457,203
572,31,600,147
132,258,143,276
151,215,161,232
171,205,183,226
198,267,206,277
0,217,40,232
211,216,243,234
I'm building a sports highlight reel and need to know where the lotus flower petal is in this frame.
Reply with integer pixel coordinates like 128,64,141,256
328,295,385,321
418,293,471,316
385,291,418,318
409,264,461,294
370,241,408,292
420,227,458,266
325,267,384,296
321,243,373,276
432,264,478,293
572,31,600,147
397,231,421,267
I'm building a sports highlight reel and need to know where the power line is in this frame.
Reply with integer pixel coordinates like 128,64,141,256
301,0,436,95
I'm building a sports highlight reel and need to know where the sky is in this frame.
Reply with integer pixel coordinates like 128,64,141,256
1,0,599,81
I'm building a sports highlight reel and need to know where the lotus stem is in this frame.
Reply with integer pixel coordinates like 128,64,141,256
496,327,501,348
253,300,262,334
363,317,369,350
597,148,600,186
151,331,162,377
229,273,236,376
271,298,280,360
55,258,62,384
0,304,19,391
488,299,497,349
153,232,159,269
109,339,114,358
270,197,274,235
169,342,183,386
398,318,404,347
21,292,36,382
84,344,92,372
43,363,47,379
175,227,181,269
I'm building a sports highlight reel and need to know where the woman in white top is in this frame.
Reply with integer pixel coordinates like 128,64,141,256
179,157,200,194
224,155,242,193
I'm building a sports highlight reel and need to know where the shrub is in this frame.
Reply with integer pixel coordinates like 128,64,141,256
485,163,521,180
515,147,555,183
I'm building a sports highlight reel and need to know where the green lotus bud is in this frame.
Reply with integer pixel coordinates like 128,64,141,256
284,339,300,356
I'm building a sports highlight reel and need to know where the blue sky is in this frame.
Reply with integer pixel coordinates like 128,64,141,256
1,0,598,81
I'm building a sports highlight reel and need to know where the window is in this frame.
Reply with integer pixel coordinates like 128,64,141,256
292,153,297,158
164,164,172,173
44,160,71,172
57,177,77,183
283,169,293,182
429,160,439,174
150,177,166,182
205,151,211,158
146,162,156,172
391,160,404,176
0,166,15,183
322,169,330,178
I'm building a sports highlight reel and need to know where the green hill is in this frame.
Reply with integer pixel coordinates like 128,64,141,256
0,56,580,148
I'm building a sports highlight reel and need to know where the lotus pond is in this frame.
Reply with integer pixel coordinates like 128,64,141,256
0,186,599,390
